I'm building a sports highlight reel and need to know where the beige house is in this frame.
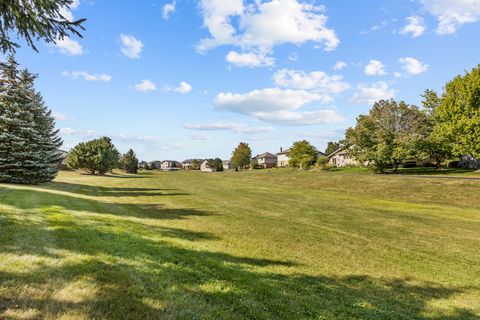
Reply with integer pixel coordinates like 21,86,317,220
160,160,182,171
276,148,290,168
253,152,278,168
327,148,358,167
222,160,231,170
200,160,215,172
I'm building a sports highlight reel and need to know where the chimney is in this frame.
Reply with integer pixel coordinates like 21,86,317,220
280,147,283,152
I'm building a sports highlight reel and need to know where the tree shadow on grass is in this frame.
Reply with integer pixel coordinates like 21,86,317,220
38,181,186,198
0,189,478,319
0,212,477,319
0,186,203,221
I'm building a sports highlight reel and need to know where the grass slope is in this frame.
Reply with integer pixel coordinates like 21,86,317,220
0,170,479,319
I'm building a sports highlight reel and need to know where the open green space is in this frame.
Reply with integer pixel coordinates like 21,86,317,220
1,170,479,319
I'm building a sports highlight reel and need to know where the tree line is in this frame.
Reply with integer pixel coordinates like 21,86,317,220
345,64,480,173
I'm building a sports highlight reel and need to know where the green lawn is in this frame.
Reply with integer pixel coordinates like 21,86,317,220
1,170,479,319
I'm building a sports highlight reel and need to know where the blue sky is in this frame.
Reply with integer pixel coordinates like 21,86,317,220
15,0,480,161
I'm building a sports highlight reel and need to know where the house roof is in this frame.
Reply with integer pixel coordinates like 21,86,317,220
222,160,231,165
182,159,204,164
276,148,290,155
253,152,278,159
327,147,348,158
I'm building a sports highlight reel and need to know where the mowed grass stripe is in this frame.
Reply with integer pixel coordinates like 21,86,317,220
0,170,479,319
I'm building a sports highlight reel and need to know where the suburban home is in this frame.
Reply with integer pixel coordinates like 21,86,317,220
327,148,358,167
222,160,231,170
160,160,182,171
253,152,278,169
276,147,290,168
460,154,480,169
148,161,162,170
200,160,216,172
182,159,203,170
138,161,148,169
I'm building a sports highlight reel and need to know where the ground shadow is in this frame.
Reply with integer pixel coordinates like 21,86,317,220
38,181,185,198
0,188,478,319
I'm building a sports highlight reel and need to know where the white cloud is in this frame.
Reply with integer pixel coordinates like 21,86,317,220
399,57,429,75
120,34,144,59
400,16,426,38
53,112,67,121
273,69,350,95
164,81,192,94
184,122,274,134
134,80,157,92
214,88,343,125
59,127,76,135
364,59,386,76
58,0,79,21
350,81,397,104
288,52,298,62
226,51,275,68
421,0,480,34
162,0,176,19
55,37,83,56
176,81,192,94
333,61,347,70
190,133,212,140
197,0,339,55
62,71,112,82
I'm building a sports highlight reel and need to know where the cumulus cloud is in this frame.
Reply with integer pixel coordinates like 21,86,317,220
421,0,480,34
399,57,429,75
184,122,274,134
134,80,157,92
55,37,83,56
273,69,350,95
364,59,386,76
333,61,347,70
350,81,397,104
120,34,144,59
162,0,176,19
400,16,426,38
164,81,192,94
62,71,112,82
214,88,343,125
197,0,339,66
226,51,275,68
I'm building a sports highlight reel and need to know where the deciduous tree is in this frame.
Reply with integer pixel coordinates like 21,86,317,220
288,140,318,169
230,142,252,170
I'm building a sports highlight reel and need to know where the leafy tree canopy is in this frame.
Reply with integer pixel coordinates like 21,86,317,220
288,140,318,169
230,142,252,170
435,64,480,158
347,99,426,173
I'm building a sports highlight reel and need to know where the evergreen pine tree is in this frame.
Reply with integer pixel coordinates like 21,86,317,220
0,55,63,184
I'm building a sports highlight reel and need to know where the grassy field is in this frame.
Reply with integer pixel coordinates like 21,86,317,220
1,169,479,319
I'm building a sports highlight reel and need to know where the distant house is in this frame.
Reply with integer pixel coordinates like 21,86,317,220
148,161,162,170
276,147,290,168
138,161,148,169
460,154,480,169
200,160,215,172
182,159,203,170
161,160,182,171
327,148,358,167
253,152,278,168
222,160,231,170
